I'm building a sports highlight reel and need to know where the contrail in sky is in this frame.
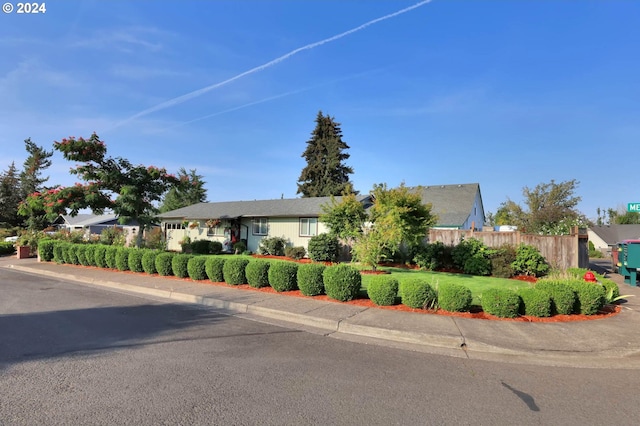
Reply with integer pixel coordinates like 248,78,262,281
157,68,387,132
112,0,431,129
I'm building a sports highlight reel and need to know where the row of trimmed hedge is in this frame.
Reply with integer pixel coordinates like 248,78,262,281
38,240,612,316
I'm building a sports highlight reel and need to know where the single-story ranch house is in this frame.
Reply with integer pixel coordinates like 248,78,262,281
157,183,485,253
588,224,640,253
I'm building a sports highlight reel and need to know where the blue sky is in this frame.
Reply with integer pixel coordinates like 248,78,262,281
1,0,638,221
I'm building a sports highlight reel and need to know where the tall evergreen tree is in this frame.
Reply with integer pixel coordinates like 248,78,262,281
0,162,22,227
18,138,53,230
159,168,207,213
297,111,355,197
20,138,53,198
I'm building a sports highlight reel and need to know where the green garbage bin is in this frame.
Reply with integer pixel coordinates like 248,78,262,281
617,239,640,286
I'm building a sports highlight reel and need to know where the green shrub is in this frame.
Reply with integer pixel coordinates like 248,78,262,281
105,246,119,269
223,258,249,285
512,244,549,277
75,245,88,266
94,245,108,268
438,283,472,312
413,242,446,271
210,241,223,254
172,254,193,278
53,242,66,263
141,250,158,274
268,262,299,292
490,245,517,278
463,255,492,276
187,256,208,280
284,246,306,260
0,241,14,255
297,263,326,296
518,288,551,317
259,236,287,256
245,260,271,288
367,276,399,306
535,280,576,315
452,238,486,270
38,239,56,262
84,244,97,266
481,288,521,318
323,264,361,302
205,257,226,282
155,252,176,276
232,241,246,254
599,277,620,302
400,278,437,309
115,247,130,271
100,226,126,246
66,244,80,265
568,280,606,315
191,240,214,254
128,249,145,273
308,233,339,262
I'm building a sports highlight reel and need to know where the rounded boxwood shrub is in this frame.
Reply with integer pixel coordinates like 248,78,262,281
297,263,326,296
65,244,79,265
190,240,213,254
187,256,208,280
155,252,176,276
400,278,437,309
84,244,97,266
481,288,521,318
210,241,223,255
223,258,249,285
246,260,271,288
105,246,119,269
518,288,551,317
438,283,472,312
367,276,399,306
115,247,130,271
308,233,339,262
535,280,576,315
38,239,56,262
128,249,146,273
75,245,88,266
172,253,193,278
53,242,66,264
141,250,159,274
323,264,361,302
268,261,298,292
94,245,108,268
568,280,606,315
205,257,226,282
512,244,549,277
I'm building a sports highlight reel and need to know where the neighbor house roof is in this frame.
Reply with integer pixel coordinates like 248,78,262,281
589,225,640,246
409,183,481,227
157,195,373,220
55,213,118,227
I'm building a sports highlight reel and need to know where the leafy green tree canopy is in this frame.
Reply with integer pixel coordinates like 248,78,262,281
320,192,367,242
0,162,21,227
20,137,53,198
159,167,207,213
297,111,355,197
18,133,181,246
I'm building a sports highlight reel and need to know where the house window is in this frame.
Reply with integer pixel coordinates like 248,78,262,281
299,218,318,237
166,223,184,230
252,218,268,235
207,226,223,236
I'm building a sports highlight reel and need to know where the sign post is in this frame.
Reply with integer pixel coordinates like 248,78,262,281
628,203,640,213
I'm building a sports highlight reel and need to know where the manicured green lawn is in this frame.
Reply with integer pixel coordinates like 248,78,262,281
360,266,533,305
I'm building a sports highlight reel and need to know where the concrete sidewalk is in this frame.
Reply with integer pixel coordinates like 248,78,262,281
3,257,640,369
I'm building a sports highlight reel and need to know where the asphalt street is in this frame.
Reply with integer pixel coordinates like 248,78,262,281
2,267,640,425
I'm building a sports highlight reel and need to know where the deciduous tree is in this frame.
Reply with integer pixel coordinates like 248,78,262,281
18,133,181,247
297,111,355,197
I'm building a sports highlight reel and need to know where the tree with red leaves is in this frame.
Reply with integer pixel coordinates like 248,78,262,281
19,133,180,247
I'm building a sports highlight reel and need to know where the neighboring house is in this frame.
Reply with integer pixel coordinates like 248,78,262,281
157,196,373,253
411,183,485,231
588,225,640,251
158,183,486,253
53,214,141,244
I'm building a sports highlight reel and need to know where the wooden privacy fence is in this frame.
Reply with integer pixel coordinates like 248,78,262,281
428,227,589,270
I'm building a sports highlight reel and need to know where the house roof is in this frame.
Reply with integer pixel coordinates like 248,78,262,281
157,195,373,220
589,225,640,246
56,213,118,227
410,183,481,227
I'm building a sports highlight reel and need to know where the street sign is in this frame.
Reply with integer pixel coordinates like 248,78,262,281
628,203,640,212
